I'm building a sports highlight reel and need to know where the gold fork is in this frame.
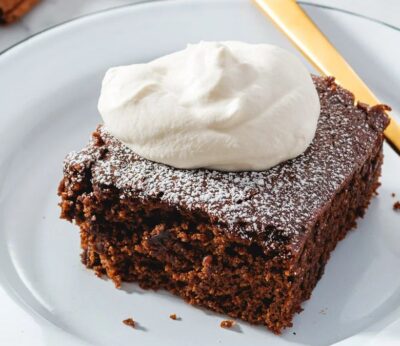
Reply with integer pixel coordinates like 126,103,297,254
253,0,400,155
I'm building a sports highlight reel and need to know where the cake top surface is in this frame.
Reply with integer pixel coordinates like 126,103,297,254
64,76,388,251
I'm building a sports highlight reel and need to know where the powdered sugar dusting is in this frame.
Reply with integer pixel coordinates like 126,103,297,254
63,77,388,249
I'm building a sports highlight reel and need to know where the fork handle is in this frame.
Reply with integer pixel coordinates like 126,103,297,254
253,0,400,154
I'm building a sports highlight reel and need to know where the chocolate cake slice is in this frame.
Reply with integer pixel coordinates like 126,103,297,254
58,76,389,333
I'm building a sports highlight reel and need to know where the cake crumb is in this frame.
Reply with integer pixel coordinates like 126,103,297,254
169,313,179,320
293,332,297,335
394,201,400,211
123,318,136,328
391,192,396,198
92,130,105,146
220,320,235,328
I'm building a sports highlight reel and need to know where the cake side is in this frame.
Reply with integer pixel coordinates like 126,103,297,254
59,139,383,333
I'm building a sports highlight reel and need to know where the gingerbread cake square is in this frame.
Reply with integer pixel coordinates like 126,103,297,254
59,76,388,333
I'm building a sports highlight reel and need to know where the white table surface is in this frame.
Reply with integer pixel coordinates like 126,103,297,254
1,0,400,53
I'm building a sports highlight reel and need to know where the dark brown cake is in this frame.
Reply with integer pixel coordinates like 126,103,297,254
58,76,389,334
0,0,39,24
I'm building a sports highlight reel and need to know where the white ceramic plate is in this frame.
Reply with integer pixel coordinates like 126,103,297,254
1,1,400,345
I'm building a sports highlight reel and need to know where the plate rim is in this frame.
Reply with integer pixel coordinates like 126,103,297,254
1,0,400,58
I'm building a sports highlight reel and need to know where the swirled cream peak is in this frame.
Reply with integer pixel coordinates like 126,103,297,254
98,41,320,171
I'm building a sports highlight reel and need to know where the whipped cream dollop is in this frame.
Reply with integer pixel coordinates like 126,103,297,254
98,41,320,171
